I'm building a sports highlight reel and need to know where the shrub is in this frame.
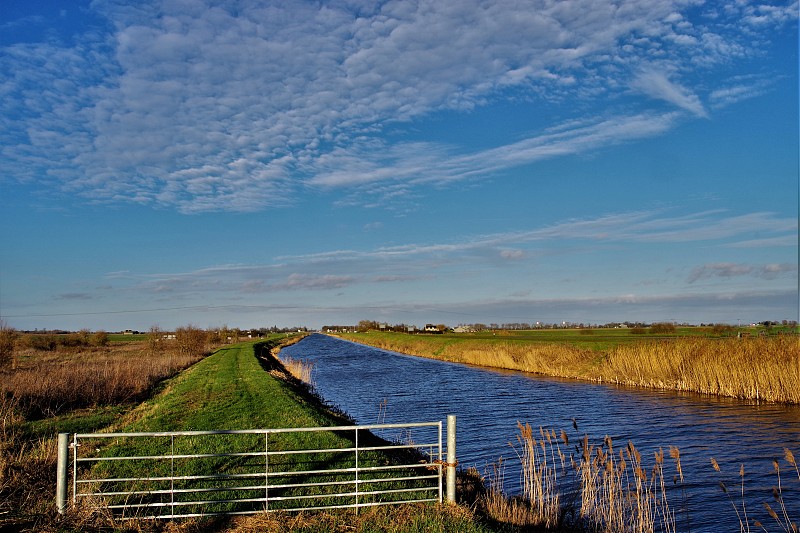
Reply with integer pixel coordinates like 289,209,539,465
649,322,676,334
175,325,208,357
24,334,58,352
0,322,16,370
91,331,109,346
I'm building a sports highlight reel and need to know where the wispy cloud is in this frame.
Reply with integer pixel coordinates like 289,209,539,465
1,0,793,212
307,112,681,191
709,75,776,109
688,262,798,283
630,67,708,117
111,208,794,297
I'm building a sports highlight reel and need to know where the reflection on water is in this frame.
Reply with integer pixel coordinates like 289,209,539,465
281,334,800,532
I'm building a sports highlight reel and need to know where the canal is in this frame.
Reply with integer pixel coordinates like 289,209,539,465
280,333,800,532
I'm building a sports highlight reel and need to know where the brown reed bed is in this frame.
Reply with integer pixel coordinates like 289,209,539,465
473,421,681,532
340,333,800,404
603,336,799,403
278,354,315,385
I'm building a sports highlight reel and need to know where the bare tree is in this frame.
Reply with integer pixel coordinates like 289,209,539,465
148,325,165,355
175,325,208,357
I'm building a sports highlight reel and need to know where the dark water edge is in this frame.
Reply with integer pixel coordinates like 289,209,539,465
281,333,800,533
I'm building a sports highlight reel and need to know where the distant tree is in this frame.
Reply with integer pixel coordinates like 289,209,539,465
357,320,380,332
148,325,165,355
175,325,208,357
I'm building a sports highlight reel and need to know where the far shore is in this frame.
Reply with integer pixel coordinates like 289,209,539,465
334,328,800,404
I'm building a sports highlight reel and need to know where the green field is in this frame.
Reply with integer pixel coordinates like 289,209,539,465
345,324,795,350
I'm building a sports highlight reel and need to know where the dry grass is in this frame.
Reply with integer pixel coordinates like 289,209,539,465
604,336,799,403
3,343,206,419
0,338,210,531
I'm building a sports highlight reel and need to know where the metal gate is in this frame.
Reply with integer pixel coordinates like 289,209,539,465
56,416,456,519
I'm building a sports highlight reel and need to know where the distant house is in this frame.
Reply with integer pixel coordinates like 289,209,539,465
453,325,474,333
424,324,442,333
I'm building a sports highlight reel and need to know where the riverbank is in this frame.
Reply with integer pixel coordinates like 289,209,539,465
335,330,800,403
1,336,496,532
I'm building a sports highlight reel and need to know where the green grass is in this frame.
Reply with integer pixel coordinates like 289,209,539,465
79,339,438,518
345,325,796,352
117,341,339,432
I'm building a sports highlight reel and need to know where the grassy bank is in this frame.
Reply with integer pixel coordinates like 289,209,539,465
1,336,497,532
336,329,800,403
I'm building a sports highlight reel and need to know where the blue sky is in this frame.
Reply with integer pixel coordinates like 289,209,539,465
1,0,797,331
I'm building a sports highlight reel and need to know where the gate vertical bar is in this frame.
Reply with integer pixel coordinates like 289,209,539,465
446,414,456,504
72,434,77,505
56,433,69,514
170,434,175,518
437,421,443,503
264,431,269,513
354,428,359,512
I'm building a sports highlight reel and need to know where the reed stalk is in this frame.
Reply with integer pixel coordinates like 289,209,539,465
278,355,315,384
505,423,678,533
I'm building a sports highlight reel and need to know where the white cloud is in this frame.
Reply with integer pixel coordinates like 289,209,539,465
307,112,681,191
0,0,792,211
709,75,774,108
631,67,708,117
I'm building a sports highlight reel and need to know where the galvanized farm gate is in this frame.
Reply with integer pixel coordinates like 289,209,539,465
56,415,456,519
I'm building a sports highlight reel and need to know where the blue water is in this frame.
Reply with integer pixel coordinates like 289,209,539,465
281,334,800,532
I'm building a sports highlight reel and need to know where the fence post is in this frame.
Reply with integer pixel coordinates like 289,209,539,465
446,414,456,503
56,433,69,514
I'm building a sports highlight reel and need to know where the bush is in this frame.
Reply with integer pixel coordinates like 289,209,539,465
0,322,16,370
649,322,676,334
24,334,58,352
175,325,208,357
91,331,109,346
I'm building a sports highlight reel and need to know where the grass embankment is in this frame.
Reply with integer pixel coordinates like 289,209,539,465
337,329,800,403
1,336,494,533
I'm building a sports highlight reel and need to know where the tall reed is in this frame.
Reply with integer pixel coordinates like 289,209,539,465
497,423,678,533
604,336,799,403
711,449,799,532
279,355,315,384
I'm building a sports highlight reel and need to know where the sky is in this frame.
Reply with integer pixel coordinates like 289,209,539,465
0,0,798,332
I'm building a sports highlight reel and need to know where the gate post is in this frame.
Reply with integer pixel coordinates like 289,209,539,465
446,414,456,503
56,433,69,514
